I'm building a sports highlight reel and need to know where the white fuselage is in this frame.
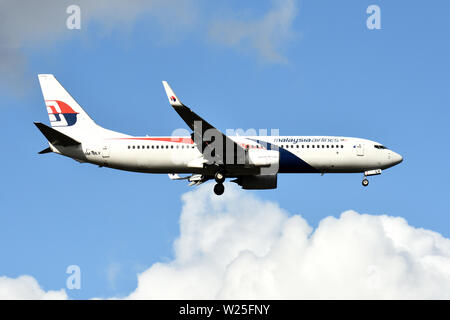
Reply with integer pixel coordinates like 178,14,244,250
53,134,403,176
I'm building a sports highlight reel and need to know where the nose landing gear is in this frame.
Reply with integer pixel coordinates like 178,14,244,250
361,169,382,187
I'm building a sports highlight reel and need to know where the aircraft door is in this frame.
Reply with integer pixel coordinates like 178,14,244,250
355,143,364,156
102,145,110,158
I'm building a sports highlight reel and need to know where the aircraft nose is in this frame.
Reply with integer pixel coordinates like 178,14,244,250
391,152,403,165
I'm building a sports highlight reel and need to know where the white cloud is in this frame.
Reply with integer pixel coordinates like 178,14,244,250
125,183,450,299
0,0,300,93
3,184,450,300
208,0,298,63
0,275,67,300
0,0,198,92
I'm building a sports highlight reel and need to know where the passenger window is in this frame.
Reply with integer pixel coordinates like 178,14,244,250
341,145,344,148
312,145,315,148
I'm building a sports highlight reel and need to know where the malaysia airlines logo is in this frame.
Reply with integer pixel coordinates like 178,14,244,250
170,96,177,102
45,100,78,127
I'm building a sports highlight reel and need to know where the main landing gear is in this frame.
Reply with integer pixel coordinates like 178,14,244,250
214,171,225,195
214,183,225,195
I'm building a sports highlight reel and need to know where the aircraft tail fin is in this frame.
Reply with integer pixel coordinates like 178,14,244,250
38,74,95,128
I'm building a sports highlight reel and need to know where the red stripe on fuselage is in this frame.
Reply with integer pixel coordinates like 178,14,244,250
111,137,194,144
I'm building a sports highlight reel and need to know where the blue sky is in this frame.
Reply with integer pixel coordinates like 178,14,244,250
1,0,450,299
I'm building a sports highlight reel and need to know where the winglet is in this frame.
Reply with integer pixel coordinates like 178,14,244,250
162,81,184,107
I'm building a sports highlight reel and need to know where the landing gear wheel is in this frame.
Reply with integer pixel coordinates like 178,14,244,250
214,171,225,184
362,179,369,187
214,183,225,195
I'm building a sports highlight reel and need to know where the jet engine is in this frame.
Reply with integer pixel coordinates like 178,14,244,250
247,149,279,167
233,174,278,190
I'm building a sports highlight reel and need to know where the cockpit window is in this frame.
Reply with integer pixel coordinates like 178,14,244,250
374,145,387,149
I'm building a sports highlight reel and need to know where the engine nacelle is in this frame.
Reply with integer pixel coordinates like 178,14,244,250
247,149,279,167
234,174,277,190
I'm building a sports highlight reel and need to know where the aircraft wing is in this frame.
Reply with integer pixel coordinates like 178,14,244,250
162,81,246,166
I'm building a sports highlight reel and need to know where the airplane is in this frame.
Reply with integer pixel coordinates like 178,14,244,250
34,74,403,195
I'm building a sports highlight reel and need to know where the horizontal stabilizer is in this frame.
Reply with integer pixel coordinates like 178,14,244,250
34,122,80,146
38,147,52,154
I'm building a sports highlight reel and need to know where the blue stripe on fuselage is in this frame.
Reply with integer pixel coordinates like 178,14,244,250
249,139,318,173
